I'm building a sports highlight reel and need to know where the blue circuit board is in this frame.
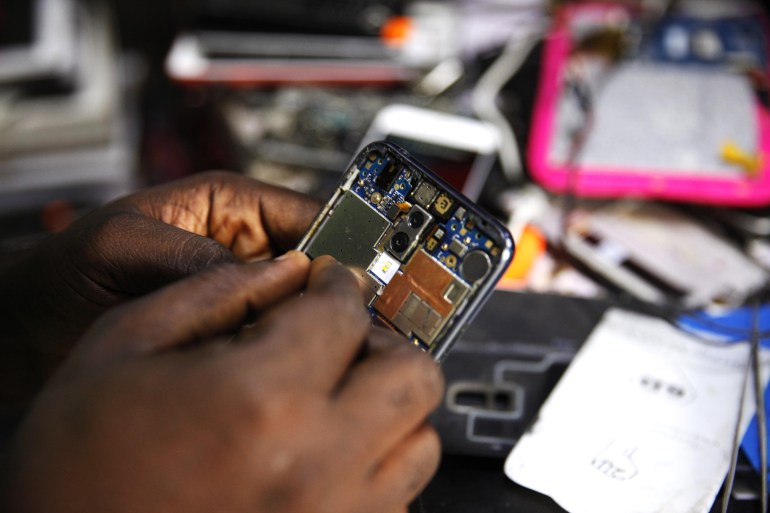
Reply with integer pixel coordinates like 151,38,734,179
430,215,499,274
351,151,413,214
349,148,500,282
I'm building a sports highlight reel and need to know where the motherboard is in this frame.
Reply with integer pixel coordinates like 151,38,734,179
299,142,512,358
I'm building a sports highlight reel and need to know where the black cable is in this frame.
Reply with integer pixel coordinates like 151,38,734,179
721,344,752,513
558,78,595,240
751,298,767,513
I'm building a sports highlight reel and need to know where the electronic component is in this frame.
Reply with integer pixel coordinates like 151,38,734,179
359,272,384,307
375,159,400,190
375,249,470,345
410,181,438,207
432,192,455,220
297,141,514,361
385,204,433,261
385,202,401,220
461,250,492,283
449,239,468,257
304,190,390,271
369,252,400,284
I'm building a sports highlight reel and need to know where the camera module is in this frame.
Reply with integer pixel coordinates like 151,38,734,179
390,232,410,252
408,211,425,229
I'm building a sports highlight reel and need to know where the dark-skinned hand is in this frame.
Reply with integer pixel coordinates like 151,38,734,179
2,255,443,513
0,172,321,406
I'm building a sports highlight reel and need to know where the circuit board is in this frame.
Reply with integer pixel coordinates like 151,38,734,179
298,141,514,360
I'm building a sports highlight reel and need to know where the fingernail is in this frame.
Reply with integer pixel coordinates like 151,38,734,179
276,250,307,262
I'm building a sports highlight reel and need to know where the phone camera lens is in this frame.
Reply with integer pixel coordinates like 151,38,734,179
408,211,425,229
391,232,410,252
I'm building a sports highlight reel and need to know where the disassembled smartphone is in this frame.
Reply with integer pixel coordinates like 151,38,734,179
297,141,514,362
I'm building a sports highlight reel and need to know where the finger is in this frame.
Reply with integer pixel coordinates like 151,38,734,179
121,171,322,261
69,211,238,298
334,330,444,461
73,252,311,365
232,256,370,393
365,424,441,513
257,180,323,255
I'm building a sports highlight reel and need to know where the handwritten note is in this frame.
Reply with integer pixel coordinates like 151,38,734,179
505,309,769,513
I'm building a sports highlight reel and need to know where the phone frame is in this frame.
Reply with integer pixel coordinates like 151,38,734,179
297,141,514,362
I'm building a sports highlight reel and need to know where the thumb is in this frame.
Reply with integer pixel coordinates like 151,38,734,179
70,252,311,366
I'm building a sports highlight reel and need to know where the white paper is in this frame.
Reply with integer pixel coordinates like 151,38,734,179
505,309,770,513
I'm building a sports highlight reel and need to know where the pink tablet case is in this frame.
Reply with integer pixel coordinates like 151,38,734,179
528,2,770,206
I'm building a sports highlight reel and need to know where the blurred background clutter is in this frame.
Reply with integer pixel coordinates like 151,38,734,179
2,0,770,512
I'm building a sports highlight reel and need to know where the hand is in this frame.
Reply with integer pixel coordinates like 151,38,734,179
0,172,320,378
2,255,444,513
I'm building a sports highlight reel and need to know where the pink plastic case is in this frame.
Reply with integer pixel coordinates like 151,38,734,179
528,2,770,206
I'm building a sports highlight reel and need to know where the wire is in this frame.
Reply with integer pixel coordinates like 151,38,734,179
712,293,769,513
472,23,546,183
559,78,595,238
721,341,752,513
751,299,768,513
